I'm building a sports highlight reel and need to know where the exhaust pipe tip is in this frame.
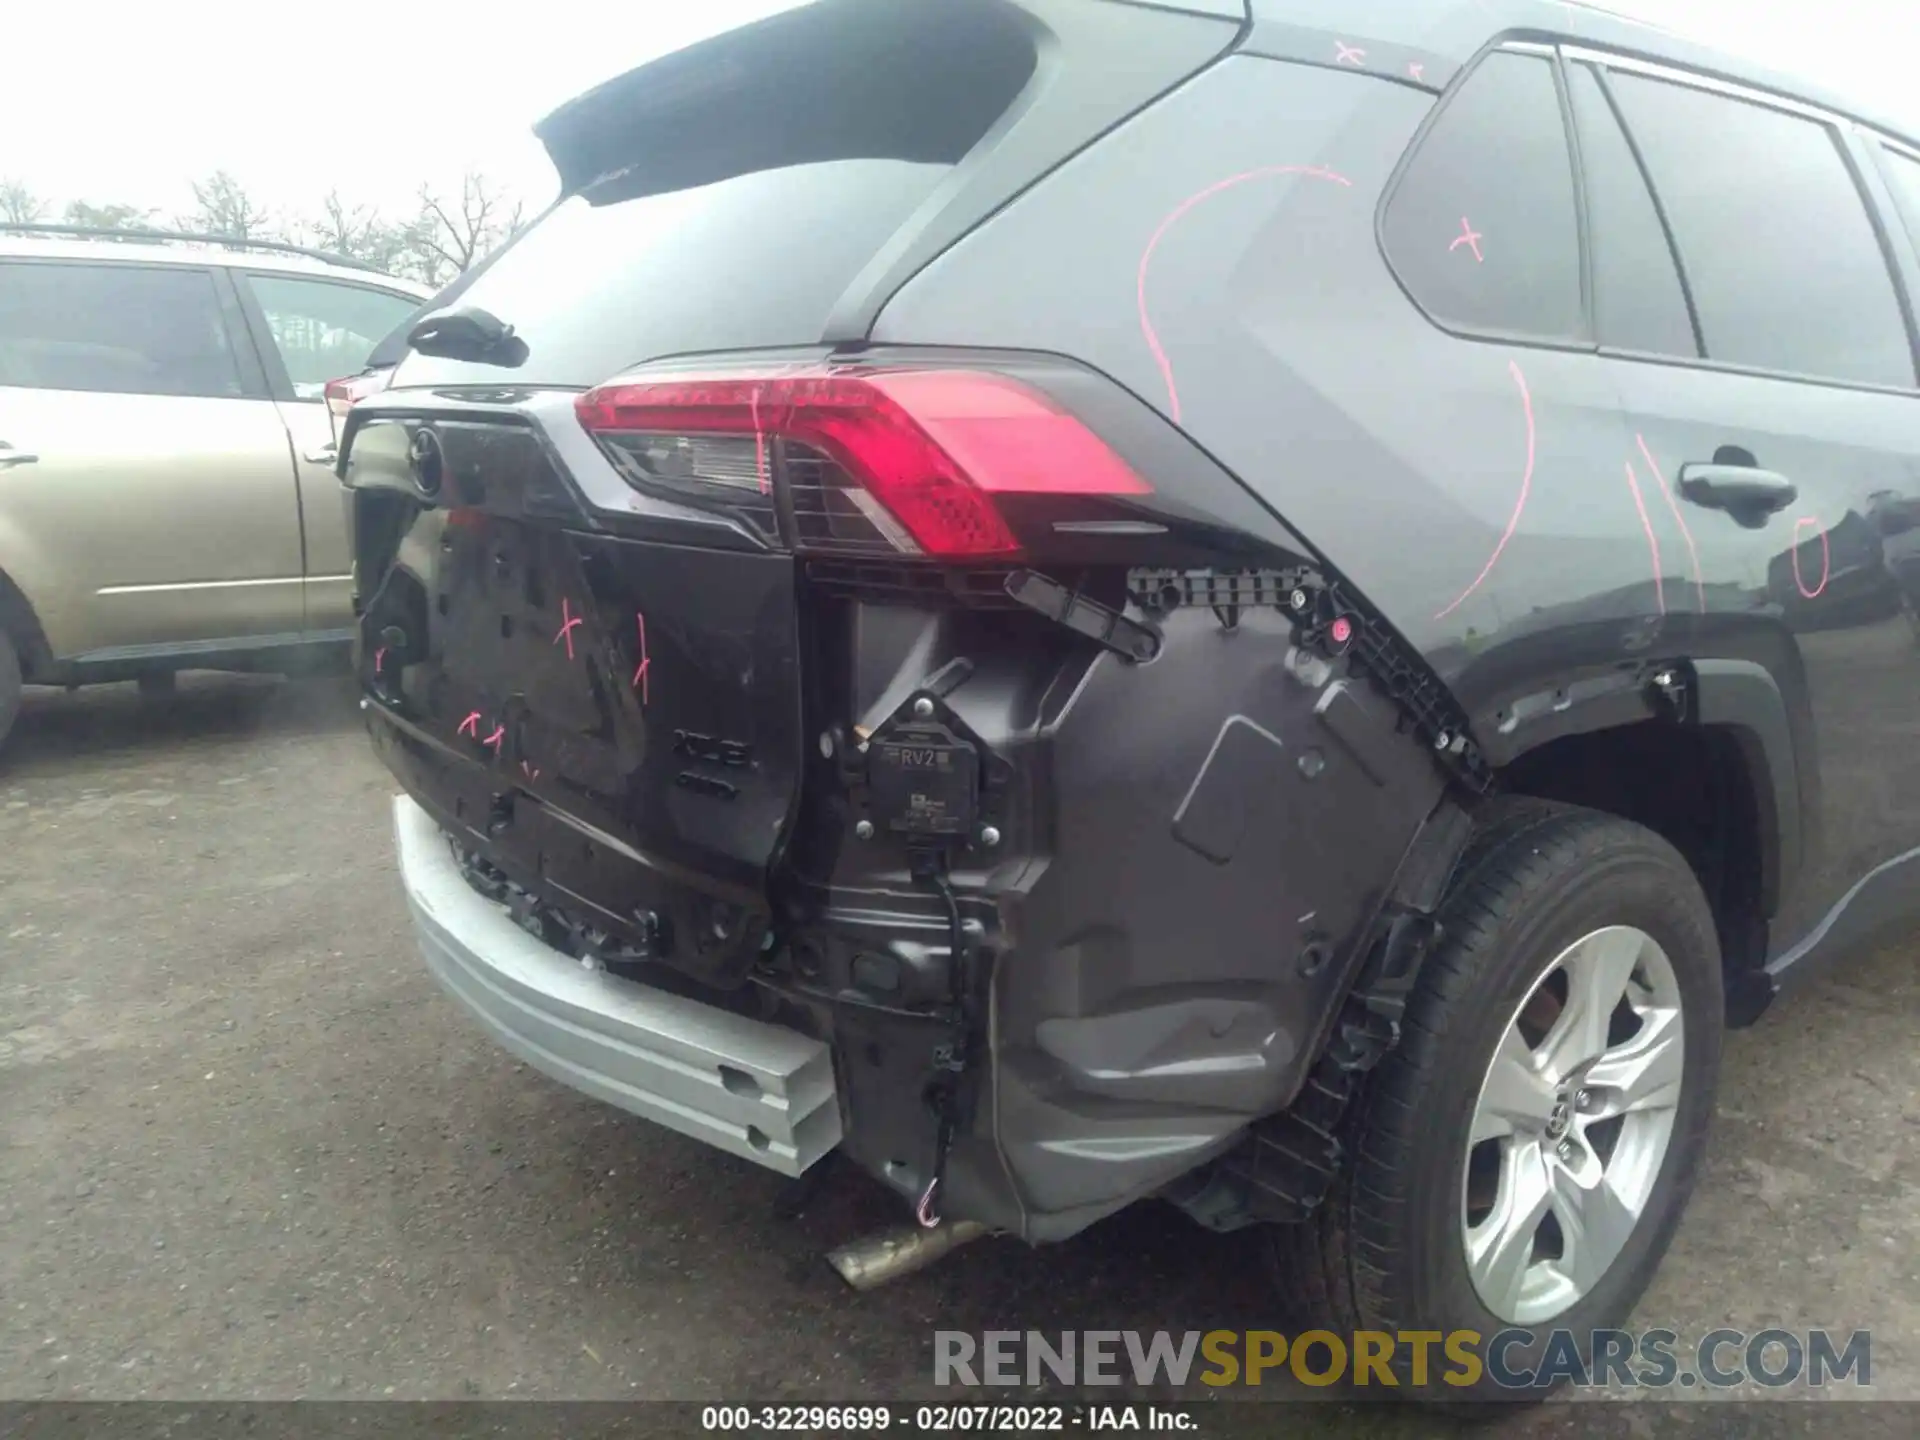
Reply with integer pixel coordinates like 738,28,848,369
827,1219,991,1291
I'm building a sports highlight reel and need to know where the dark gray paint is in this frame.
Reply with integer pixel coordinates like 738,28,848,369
346,0,1920,1243
873,45,1920,976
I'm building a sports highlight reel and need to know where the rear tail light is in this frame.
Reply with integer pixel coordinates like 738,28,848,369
325,370,394,432
574,369,1151,559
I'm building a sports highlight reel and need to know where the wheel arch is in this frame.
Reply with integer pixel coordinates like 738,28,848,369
0,562,54,679
1476,654,1808,1025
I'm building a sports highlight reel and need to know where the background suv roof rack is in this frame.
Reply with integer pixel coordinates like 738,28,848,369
0,221,386,275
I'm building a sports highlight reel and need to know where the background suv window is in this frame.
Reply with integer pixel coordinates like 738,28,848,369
245,275,420,398
1608,72,1915,389
0,261,243,398
1566,64,1698,358
1382,51,1586,343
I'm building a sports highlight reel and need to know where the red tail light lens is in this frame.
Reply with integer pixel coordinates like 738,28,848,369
574,369,1151,559
324,370,392,421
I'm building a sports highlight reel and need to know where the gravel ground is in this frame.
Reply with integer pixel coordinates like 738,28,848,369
1,673,1915,1437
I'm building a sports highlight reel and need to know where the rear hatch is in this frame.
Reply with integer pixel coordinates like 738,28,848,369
341,0,1245,989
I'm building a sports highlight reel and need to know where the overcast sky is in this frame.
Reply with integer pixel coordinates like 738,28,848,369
2,0,1913,230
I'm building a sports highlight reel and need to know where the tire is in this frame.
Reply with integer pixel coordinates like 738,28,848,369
1271,798,1724,1403
0,628,21,754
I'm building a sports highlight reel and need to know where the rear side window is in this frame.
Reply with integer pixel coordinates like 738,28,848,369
245,274,419,397
1608,72,1915,388
1565,64,1697,358
1382,51,1586,342
0,261,243,398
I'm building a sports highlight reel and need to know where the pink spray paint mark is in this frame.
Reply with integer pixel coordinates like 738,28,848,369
373,647,387,675
553,597,582,660
1792,518,1830,599
1450,216,1484,262
1634,433,1705,614
1435,360,1536,622
520,760,540,781
631,612,651,706
1334,41,1366,66
1408,61,1426,81
1136,165,1353,423
457,711,482,739
482,723,505,755
1621,460,1667,616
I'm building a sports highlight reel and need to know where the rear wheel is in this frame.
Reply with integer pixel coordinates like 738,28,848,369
1271,800,1724,1401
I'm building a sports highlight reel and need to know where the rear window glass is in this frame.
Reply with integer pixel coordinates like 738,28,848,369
394,160,950,389
247,274,420,396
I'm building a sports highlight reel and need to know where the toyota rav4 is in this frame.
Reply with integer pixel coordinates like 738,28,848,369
339,0,1920,1396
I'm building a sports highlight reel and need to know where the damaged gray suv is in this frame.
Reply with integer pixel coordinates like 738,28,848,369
340,0,1920,1394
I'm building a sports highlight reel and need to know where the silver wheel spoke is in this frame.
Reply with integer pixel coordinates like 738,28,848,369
1471,1027,1558,1143
1583,1005,1684,1118
1539,927,1643,1080
1467,1138,1553,1319
1550,1161,1638,1296
1461,922,1685,1326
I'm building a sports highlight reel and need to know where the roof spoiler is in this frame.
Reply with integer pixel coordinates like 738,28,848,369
531,0,1038,201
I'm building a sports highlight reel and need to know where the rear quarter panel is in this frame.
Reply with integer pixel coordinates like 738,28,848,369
873,55,1651,716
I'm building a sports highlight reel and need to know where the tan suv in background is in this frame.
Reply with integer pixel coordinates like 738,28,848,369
0,227,429,750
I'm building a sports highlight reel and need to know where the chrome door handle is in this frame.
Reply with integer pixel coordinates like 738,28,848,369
302,444,338,466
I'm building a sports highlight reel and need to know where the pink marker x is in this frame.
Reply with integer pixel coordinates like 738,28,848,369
1408,61,1425,81
1450,216,1484,262
373,647,387,674
553,597,582,660
482,723,505,755
457,711,481,738
1334,41,1366,66
631,612,651,705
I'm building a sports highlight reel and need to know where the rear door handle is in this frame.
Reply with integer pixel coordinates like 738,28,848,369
1677,463,1797,523
0,443,38,469
303,444,338,466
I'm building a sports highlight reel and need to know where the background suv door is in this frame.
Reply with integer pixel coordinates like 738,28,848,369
231,272,422,635
1571,54,1920,965
0,258,305,660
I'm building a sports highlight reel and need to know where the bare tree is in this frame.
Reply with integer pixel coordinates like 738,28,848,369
305,189,379,255
181,170,274,241
62,199,155,232
1,179,47,224
413,172,525,283
300,189,423,274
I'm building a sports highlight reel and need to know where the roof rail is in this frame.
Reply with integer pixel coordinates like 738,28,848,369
0,222,389,275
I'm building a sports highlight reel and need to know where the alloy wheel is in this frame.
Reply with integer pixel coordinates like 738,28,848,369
1461,925,1685,1325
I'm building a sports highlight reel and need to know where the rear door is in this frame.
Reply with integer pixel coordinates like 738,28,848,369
1575,54,1920,961
231,270,421,634
0,257,305,659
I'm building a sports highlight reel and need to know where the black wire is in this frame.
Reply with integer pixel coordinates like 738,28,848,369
929,868,967,1014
